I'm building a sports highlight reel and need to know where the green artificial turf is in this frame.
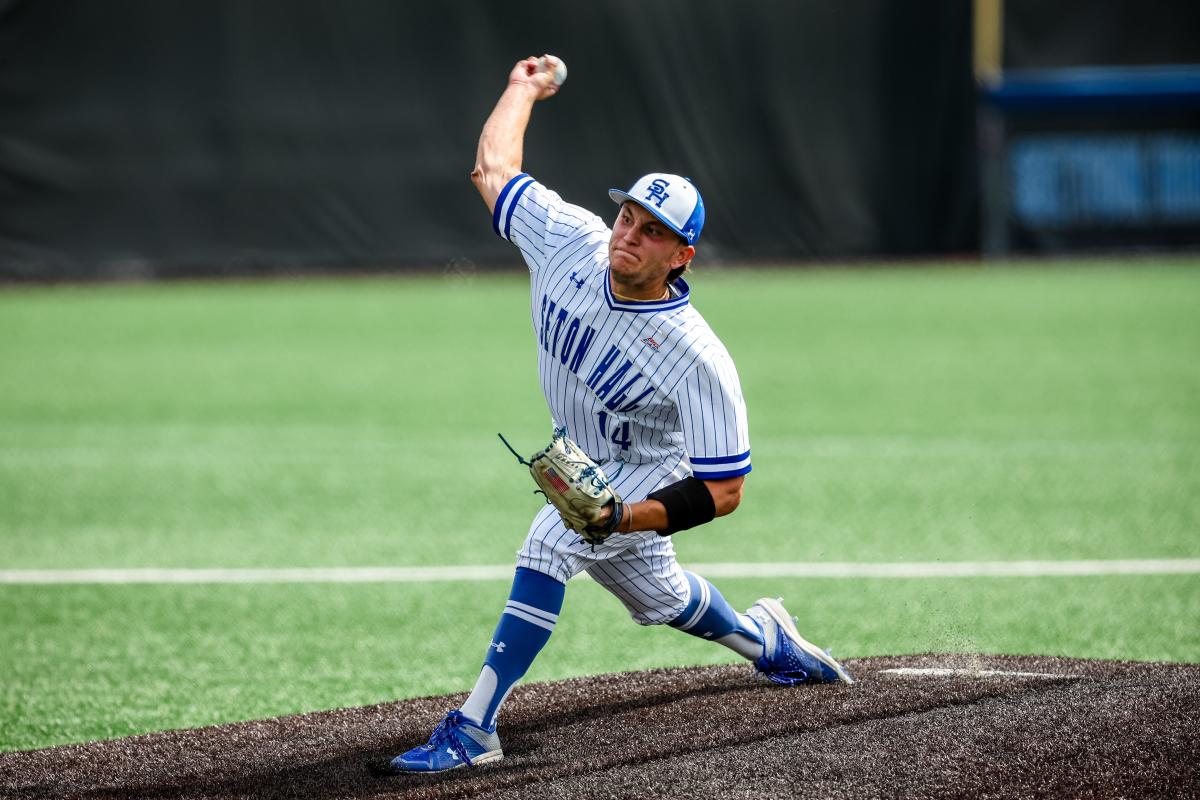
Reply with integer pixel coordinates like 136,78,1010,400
2,574,1198,752
1,260,1198,751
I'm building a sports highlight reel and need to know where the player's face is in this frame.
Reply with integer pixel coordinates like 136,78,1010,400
609,202,693,288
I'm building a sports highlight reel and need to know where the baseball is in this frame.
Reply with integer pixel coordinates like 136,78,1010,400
537,55,568,86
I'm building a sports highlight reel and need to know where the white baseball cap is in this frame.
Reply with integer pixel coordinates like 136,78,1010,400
608,173,705,244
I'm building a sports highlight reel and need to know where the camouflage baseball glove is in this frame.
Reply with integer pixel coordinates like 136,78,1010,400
500,428,623,545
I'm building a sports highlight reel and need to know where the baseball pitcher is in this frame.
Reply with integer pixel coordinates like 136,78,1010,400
389,54,852,774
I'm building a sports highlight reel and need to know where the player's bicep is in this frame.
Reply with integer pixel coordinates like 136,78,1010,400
702,474,745,517
675,354,752,480
471,165,519,215
492,174,605,271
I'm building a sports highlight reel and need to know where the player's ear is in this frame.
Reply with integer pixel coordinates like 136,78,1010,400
673,244,696,268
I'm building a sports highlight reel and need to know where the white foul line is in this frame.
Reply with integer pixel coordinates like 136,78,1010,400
0,559,1198,585
690,559,1200,579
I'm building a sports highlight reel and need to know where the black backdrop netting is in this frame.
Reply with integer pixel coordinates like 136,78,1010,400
4,0,975,279
1005,0,1200,70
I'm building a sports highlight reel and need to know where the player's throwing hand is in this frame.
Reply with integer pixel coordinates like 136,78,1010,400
509,54,565,101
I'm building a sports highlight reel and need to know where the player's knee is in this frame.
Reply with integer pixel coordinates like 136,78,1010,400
629,602,686,627
629,611,662,626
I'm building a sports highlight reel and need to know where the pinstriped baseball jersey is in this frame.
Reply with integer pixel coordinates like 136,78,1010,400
493,172,752,483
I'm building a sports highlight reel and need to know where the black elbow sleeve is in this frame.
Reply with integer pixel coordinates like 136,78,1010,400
647,476,716,536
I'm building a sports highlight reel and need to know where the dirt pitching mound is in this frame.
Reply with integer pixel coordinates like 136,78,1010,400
2,654,1197,799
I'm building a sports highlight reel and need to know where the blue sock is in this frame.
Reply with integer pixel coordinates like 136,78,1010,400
669,571,763,659
460,567,565,729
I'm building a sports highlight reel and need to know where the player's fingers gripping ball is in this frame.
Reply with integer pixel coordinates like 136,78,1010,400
500,428,622,545
536,55,568,85
512,54,567,100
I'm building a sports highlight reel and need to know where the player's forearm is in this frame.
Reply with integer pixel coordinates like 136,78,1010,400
617,500,670,533
470,82,540,211
618,477,744,533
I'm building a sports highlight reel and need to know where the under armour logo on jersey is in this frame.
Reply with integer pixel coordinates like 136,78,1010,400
641,336,661,350
489,641,506,653
644,178,670,208
568,271,585,288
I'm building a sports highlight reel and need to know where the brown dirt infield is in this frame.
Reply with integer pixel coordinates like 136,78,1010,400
2,654,1197,799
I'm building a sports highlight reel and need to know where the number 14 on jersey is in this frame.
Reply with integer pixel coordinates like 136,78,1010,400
596,411,631,451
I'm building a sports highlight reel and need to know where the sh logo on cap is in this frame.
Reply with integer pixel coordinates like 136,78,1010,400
645,178,671,208
609,173,705,244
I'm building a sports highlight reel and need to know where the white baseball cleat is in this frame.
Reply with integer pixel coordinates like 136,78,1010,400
748,597,855,686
